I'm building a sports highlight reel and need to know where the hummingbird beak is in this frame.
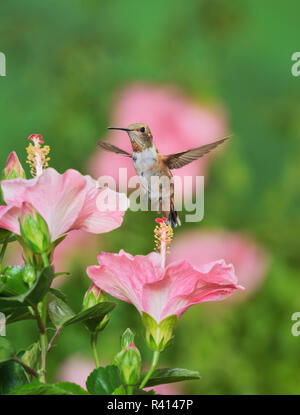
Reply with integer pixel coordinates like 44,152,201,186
107,127,131,132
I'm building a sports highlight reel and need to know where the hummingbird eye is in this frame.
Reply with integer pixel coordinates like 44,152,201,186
140,127,145,133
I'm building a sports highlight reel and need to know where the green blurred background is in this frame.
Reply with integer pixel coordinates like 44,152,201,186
1,0,300,394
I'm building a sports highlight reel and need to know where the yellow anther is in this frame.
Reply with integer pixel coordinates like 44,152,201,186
26,134,50,177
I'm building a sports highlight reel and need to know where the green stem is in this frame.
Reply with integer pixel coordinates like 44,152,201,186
47,327,62,352
91,333,100,368
0,236,9,264
41,252,49,268
39,251,50,382
139,351,160,389
127,385,134,395
12,357,39,378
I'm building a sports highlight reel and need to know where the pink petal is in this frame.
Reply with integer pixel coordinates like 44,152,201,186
0,205,20,234
87,250,163,314
159,260,243,320
1,168,87,241
139,258,242,322
71,176,128,234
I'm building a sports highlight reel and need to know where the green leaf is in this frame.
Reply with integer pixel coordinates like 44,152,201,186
112,385,126,395
64,301,116,332
0,266,28,296
49,288,67,302
0,229,16,244
51,234,68,250
54,382,90,395
53,271,70,279
86,365,121,395
0,266,54,308
0,360,28,394
5,308,34,325
8,382,88,395
142,368,201,387
21,342,40,374
25,266,54,305
134,388,156,395
0,337,15,364
47,292,75,327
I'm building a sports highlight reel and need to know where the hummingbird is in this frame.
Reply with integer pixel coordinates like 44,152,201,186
97,123,229,228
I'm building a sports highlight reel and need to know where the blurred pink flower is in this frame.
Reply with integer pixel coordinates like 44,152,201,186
57,356,95,389
50,230,102,289
168,230,269,298
88,83,228,193
87,250,243,324
0,168,128,242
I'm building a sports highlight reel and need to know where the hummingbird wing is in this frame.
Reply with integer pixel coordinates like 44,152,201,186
165,136,230,169
97,141,131,157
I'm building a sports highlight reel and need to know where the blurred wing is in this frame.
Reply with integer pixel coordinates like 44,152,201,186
166,136,230,169
97,141,131,157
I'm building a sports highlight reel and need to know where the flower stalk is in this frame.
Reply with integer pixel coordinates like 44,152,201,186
91,332,100,368
139,350,160,389
39,251,50,383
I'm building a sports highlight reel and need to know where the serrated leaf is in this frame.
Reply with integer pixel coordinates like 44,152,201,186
0,337,15,364
142,368,201,387
86,365,121,395
64,301,116,332
47,292,75,327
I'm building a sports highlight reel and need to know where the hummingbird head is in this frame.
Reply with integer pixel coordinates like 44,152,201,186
108,123,153,152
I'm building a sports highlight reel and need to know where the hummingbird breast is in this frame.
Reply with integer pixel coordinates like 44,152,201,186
132,147,173,202
133,147,158,178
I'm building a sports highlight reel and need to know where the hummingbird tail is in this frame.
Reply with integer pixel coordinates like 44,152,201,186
166,209,181,229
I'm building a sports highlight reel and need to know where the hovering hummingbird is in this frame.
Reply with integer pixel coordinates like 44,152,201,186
97,123,229,228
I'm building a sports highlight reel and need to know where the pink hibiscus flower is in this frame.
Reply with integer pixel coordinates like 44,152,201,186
0,167,128,242
87,250,243,324
87,220,243,342
88,83,228,193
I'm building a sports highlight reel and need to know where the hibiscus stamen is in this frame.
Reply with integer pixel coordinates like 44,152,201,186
154,217,173,268
26,134,50,177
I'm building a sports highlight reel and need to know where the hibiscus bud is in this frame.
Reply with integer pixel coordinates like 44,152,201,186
83,284,107,309
114,331,141,386
120,328,135,349
22,263,36,287
142,312,178,352
83,284,110,332
19,202,51,254
2,152,26,180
